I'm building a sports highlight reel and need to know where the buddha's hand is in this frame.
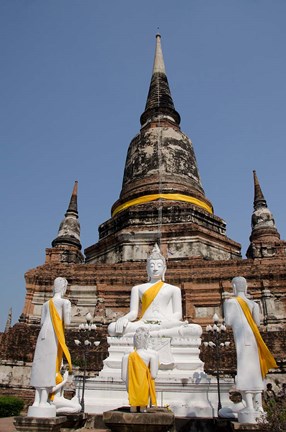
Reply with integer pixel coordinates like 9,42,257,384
115,317,129,334
63,371,70,383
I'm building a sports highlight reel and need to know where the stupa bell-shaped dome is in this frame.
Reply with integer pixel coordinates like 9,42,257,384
112,34,213,218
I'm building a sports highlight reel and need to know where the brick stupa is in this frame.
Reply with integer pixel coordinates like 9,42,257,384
1,35,286,405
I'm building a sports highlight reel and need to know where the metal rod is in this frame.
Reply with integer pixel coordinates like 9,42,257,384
80,349,86,412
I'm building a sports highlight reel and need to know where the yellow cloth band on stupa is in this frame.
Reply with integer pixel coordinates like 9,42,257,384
112,193,213,217
128,351,157,407
236,297,278,378
140,281,164,318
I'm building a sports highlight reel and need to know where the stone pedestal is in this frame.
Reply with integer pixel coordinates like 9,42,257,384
237,408,262,425
60,413,87,430
78,374,233,417
231,421,261,431
99,335,203,381
76,334,233,417
27,405,56,418
14,416,67,432
103,407,175,432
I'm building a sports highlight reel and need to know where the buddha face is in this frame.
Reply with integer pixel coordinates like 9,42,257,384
147,259,166,281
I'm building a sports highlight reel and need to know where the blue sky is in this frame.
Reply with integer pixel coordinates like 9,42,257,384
1,1,286,331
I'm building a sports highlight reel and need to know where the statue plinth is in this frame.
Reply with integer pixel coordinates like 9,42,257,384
14,415,67,432
231,421,261,431
14,413,87,432
99,334,204,381
103,407,175,432
76,333,234,417
27,405,56,418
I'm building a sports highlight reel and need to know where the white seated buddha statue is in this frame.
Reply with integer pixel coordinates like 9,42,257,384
108,244,201,338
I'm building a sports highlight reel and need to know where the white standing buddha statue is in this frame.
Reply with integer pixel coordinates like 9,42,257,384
108,244,201,338
28,277,72,418
224,276,278,423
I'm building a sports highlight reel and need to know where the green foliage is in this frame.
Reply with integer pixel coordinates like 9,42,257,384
0,396,24,418
258,399,286,432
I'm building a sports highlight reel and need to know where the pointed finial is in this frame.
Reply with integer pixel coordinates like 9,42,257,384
66,180,78,216
253,170,267,210
152,32,166,74
140,33,180,126
4,307,12,333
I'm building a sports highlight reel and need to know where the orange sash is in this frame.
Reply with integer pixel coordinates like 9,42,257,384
140,281,164,318
236,297,278,378
128,351,157,407
48,299,72,400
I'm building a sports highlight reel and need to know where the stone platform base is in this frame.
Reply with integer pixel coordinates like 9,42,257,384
14,413,87,432
230,422,261,431
103,407,175,432
14,416,67,432
79,375,233,418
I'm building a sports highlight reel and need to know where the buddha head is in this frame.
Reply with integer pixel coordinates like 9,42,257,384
231,276,247,296
53,277,68,296
147,244,166,281
134,327,150,350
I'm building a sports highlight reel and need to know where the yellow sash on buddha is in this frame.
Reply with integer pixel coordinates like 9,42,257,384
140,281,164,318
49,299,72,376
236,297,278,378
128,351,157,407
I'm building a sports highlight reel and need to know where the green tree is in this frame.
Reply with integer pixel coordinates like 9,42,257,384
258,399,286,432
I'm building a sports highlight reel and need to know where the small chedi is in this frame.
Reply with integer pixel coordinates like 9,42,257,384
28,277,80,418
223,276,278,424
122,327,158,413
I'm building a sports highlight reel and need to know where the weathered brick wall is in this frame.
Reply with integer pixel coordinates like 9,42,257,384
1,325,284,377
0,324,38,362
201,330,286,375
1,254,286,393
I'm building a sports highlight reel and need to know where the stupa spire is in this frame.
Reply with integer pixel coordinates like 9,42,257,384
66,180,79,216
52,181,82,250
253,170,267,210
152,32,166,74
140,34,180,126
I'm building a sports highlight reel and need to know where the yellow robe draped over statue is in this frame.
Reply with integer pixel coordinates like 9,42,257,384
140,280,164,318
49,299,72,400
49,299,72,375
30,297,72,388
128,351,157,407
236,297,278,378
